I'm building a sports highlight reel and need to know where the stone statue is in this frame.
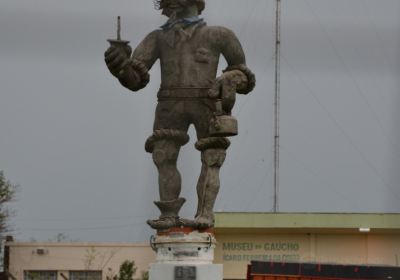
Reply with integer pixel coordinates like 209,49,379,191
105,0,255,231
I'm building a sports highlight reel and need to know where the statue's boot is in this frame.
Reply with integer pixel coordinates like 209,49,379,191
147,197,186,230
183,141,228,229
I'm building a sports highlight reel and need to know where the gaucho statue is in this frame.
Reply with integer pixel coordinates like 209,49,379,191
105,0,255,230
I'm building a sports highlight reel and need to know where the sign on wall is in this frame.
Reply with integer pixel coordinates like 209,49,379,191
215,235,311,279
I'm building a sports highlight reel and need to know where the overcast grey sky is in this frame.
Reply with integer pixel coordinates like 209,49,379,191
0,0,399,242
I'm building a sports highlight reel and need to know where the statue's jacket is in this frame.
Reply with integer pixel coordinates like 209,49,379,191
129,21,255,95
123,20,255,149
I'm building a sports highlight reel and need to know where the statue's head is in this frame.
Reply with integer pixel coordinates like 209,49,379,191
154,0,205,17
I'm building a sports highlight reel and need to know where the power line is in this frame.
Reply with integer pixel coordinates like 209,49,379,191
280,145,362,210
244,157,274,211
303,0,399,155
359,1,400,160
16,222,145,232
13,214,148,222
281,54,400,202
220,154,273,211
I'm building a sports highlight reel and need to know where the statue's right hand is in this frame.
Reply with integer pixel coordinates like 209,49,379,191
104,46,131,78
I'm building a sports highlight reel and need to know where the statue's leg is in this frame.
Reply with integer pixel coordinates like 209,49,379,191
191,137,231,229
145,129,190,230
153,139,181,201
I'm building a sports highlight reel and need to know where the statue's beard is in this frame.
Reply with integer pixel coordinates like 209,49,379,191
169,11,178,20
162,8,179,18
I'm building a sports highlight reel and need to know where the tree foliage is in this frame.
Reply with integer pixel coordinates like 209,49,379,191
0,171,17,235
107,260,150,280
115,260,137,280
140,271,149,280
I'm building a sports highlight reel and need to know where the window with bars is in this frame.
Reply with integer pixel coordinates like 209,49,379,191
69,271,102,280
24,271,57,280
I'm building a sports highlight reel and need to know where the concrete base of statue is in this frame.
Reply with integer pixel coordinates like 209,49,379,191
149,228,223,280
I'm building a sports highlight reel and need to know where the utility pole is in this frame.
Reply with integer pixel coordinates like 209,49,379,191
273,0,282,213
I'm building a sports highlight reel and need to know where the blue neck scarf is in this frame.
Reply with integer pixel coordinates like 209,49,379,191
161,16,203,30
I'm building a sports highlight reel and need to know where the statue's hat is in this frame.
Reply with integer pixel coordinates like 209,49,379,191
154,0,205,14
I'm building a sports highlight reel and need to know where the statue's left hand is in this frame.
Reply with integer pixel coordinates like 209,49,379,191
209,70,248,114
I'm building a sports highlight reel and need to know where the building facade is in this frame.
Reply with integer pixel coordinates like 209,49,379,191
7,213,400,280
8,243,154,280
214,213,400,279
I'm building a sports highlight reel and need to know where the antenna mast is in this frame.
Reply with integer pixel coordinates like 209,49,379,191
273,0,282,213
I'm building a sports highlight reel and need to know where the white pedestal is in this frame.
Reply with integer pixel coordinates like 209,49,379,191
149,229,223,280
150,264,223,280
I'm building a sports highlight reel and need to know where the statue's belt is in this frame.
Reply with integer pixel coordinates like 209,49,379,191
157,87,213,100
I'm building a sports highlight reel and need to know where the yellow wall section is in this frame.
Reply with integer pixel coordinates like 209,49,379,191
215,233,400,279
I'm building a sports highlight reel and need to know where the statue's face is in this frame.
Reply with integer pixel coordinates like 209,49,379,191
160,0,197,17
